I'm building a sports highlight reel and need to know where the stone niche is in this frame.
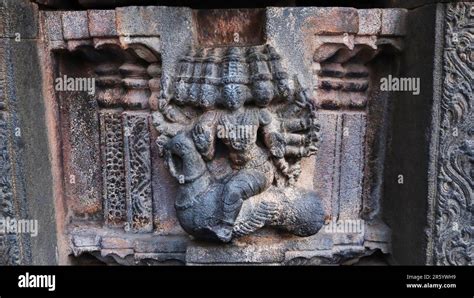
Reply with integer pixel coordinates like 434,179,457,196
40,6,408,265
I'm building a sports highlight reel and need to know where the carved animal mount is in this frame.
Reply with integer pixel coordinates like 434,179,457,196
152,45,325,242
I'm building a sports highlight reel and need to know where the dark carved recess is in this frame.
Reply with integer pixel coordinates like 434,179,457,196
432,2,473,266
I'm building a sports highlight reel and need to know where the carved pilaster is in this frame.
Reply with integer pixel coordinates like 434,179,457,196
147,63,161,111
95,63,124,108
120,62,150,110
100,110,127,227
123,112,153,233
311,9,405,223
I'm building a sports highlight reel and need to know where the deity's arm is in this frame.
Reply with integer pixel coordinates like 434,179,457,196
259,108,285,159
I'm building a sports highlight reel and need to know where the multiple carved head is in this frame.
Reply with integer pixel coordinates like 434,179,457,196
171,45,291,112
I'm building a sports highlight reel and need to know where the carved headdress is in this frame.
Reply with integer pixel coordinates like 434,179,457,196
153,44,321,185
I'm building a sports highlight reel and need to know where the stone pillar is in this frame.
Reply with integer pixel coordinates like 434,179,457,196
0,0,57,265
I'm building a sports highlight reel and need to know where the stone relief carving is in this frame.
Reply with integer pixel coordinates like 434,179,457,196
434,1,473,265
38,6,404,264
100,111,127,227
0,112,21,265
152,45,324,242
123,112,153,232
0,39,23,265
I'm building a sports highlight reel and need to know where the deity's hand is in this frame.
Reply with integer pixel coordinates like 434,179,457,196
306,144,319,155
156,135,170,157
192,123,212,153
267,132,285,158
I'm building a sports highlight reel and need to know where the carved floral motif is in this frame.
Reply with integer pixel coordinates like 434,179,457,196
434,2,473,265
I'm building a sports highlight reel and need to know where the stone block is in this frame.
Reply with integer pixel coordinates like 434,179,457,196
42,11,64,42
62,11,89,40
302,7,359,34
88,10,117,37
381,9,407,36
116,6,160,37
101,236,133,249
134,236,188,253
358,9,382,35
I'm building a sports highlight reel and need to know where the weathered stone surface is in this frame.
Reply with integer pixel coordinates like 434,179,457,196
0,112,20,265
194,9,265,47
88,10,117,37
123,112,153,233
301,7,359,34
0,0,38,39
0,0,58,263
57,56,102,217
42,11,63,41
62,11,90,40
358,9,382,35
312,112,367,222
0,40,5,110
0,2,8,38
100,110,127,227
186,223,388,265
0,3,429,266
9,38,57,265
149,117,183,235
313,112,340,220
383,3,446,265
116,6,160,37
381,8,407,36
134,235,187,253
430,2,473,266
338,113,366,220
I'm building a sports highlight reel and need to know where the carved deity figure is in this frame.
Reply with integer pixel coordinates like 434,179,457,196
153,45,324,242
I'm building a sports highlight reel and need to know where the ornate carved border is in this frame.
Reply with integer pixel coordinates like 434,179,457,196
430,2,473,265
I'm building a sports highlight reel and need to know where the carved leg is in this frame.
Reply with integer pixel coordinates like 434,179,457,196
213,169,270,242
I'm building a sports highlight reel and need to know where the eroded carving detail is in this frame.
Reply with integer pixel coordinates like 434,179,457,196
434,2,473,265
0,112,21,265
0,234,21,265
96,63,124,108
152,45,324,242
100,110,127,227
123,112,153,233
